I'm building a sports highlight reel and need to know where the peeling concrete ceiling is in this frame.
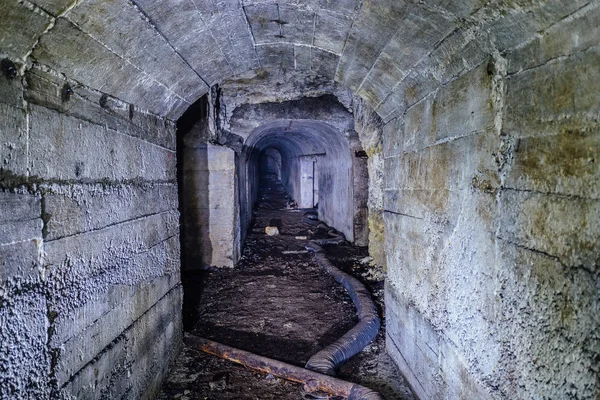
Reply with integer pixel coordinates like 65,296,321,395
0,0,589,119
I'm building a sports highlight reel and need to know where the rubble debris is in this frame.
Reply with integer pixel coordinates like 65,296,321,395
266,226,279,236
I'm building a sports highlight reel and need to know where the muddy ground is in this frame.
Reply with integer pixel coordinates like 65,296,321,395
158,179,415,400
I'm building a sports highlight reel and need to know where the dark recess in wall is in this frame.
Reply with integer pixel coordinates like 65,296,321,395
176,95,210,331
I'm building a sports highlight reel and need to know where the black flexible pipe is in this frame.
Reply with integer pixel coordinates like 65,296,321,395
304,240,381,378
199,210,383,399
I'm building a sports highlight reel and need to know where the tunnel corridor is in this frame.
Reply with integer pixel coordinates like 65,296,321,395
162,171,413,399
1,0,599,399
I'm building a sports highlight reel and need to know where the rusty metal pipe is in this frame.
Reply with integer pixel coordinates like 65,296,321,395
185,334,384,400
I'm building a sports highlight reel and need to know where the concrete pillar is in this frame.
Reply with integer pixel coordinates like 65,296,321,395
182,142,238,269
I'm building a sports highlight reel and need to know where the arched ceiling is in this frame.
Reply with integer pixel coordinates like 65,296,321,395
245,119,350,161
1,0,588,119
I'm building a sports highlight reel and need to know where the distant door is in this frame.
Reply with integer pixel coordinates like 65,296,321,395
299,157,314,208
312,159,319,208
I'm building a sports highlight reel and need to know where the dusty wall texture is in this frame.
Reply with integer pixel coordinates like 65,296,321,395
180,127,239,269
0,65,182,399
218,73,384,253
1,0,600,398
222,90,364,243
383,4,600,399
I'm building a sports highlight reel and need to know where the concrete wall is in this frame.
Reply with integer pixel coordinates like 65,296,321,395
354,98,386,265
0,65,182,399
180,138,238,269
383,6,600,399
3,1,598,398
259,149,282,180
227,95,363,243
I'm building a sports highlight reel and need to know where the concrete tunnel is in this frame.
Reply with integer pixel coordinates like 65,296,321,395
0,0,599,399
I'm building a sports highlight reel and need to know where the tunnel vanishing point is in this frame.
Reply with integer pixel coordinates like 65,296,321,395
0,0,599,399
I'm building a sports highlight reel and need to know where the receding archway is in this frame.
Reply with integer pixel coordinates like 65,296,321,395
239,119,365,248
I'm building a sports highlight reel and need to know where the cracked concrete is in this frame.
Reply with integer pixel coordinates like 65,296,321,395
1,0,599,399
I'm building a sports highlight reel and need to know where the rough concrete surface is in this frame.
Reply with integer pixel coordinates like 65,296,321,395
160,177,414,400
1,0,599,398
0,61,182,399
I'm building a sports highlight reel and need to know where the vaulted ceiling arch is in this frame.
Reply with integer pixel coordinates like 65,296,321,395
1,0,584,119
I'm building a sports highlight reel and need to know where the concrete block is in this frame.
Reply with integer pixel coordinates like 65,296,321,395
430,62,494,142
314,10,354,54
418,28,488,86
376,69,439,123
207,144,235,171
385,283,493,400
358,4,455,105
52,274,180,387
0,192,42,244
317,157,354,242
496,241,599,399
244,3,314,46
66,0,202,102
437,338,493,400
43,183,178,240
60,334,128,400
203,9,260,75
427,0,486,18
384,210,436,290
256,44,295,70
504,130,600,199
335,0,409,91
0,283,49,399
0,72,24,108
28,0,73,16
278,3,316,46
508,3,600,73
181,144,237,268
25,66,177,150
384,188,463,222
243,3,282,44
294,45,312,70
383,156,401,190
0,192,42,283
382,118,403,158
32,18,186,117
384,285,438,400
28,104,176,181
486,10,548,52
403,94,434,152
45,211,180,315
500,190,600,269
484,0,591,54
317,0,360,14
504,48,600,139
51,270,180,350
126,285,182,400
403,130,499,192
207,182,236,210
136,0,231,86
310,48,339,80
0,103,28,177
0,0,51,62
0,240,41,283
358,51,407,107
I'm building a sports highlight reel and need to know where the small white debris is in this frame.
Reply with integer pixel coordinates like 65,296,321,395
265,226,279,236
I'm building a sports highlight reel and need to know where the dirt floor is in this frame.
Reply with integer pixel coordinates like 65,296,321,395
157,177,415,400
